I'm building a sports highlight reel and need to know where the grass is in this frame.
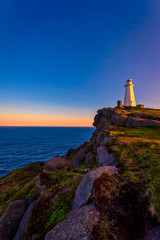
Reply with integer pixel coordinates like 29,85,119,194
107,126,160,221
115,107,160,117
0,166,43,216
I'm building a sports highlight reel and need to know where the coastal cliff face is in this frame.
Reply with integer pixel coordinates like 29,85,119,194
0,107,160,240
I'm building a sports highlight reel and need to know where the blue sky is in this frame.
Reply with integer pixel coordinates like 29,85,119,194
0,0,160,126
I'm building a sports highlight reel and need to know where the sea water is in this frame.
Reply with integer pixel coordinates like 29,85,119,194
0,127,94,178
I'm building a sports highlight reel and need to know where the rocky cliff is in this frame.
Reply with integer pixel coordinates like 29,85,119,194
0,107,160,240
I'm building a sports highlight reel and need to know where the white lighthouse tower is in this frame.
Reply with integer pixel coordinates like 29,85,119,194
124,79,136,107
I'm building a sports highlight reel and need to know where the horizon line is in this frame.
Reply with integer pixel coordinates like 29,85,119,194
0,125,94,127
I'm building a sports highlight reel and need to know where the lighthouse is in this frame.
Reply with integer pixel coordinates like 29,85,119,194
124,79,136,107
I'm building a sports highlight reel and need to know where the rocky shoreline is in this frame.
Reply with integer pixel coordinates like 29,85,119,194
0,107,160,240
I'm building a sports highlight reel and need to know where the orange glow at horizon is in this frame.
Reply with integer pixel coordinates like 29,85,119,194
0,112,93,127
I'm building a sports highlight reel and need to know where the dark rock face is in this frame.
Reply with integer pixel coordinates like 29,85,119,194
0,200,28,240
93,108,116,129
45,204,100,240
96,147,115,166
44,156,71,171
112,114,128,126
65,142,88,158
72,166,118,210
14,201,36,240
71,147,88,167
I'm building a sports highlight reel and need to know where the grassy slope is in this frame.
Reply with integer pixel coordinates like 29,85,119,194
0,166,43,216
107,126,160,220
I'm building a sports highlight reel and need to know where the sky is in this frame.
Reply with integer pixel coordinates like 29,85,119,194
0,0,160,126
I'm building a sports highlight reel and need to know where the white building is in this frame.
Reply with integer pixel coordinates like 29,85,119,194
124,79,136,107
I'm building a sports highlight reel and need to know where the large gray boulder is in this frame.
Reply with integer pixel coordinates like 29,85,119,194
45,204,100,240
44,156,71,171
96,147,115,166
14,201,36,240
126,117,160,127
0,200,28,240
72,166,118,210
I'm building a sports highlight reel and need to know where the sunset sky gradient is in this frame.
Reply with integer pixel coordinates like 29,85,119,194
0,0,160,126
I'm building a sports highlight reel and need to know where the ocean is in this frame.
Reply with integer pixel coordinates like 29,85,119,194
0,127,94,178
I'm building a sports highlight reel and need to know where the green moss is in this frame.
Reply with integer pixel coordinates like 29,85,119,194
0,166,42,216
11,178,36,201
86,141,93,149
67,152,78,162
45,202,69,229
23,169,83,240
72,160,100,174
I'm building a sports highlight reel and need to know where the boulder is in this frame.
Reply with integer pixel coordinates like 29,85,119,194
14,201,37,240
26,161,44,171
45,204,100,240
72,166,118,210
112,114,128,126
145,226,160,240
131,112,160,121
126,117,160,127
96,147,115,166
0,200,28,240
44,156,71,171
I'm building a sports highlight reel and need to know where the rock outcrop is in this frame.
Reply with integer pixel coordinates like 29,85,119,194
96,147,115,166
0,200,28,240
73,166,118,210
126,116,160,127
44,156,71,171
14,201,36,240
93,107,160,128
45,204,100,240
71,146,88,167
